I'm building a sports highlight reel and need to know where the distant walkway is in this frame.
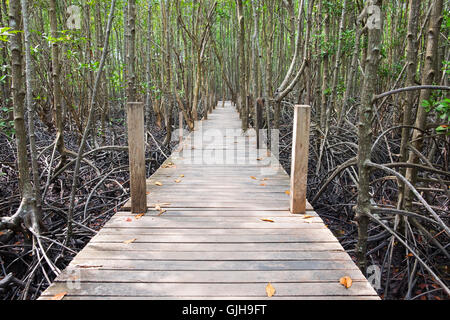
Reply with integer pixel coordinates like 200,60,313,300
39,102,379,300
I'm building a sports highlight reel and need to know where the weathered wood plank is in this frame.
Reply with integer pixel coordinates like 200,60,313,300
82,242,345,252
75,250,352,261
91,232,338,243
54,269,367,283
41,282,379,297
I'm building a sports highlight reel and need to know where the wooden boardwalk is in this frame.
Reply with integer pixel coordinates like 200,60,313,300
39,102,379,300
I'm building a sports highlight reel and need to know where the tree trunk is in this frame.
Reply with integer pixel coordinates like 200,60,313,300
404,0,444,210
355,0,383,272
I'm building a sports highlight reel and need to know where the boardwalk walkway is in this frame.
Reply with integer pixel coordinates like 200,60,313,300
39,102,379,300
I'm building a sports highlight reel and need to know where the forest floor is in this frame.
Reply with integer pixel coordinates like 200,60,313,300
0,112,174,300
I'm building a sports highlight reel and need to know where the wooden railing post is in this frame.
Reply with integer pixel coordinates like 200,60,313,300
290,105,311,214
255,98,264,149
127,102,147,214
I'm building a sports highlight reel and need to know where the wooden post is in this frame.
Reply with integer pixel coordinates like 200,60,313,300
290,105,311,214
255,98,264,149
127,102,147,214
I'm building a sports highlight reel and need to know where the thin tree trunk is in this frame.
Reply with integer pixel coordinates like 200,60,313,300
404,0,444,210
355,0,383,272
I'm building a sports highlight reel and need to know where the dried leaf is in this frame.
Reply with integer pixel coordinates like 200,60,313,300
285,190,291,195
0,231,5,236
155,181,163,186
77,265,103,269
250,176,257,180
51,292,67,300
260,183,266,186
266,283,276,297
302,215,314,219
135,213,145,220
261,219,274,223
175,179,182,183
256,158,263,161
180,174,185,178
146,192,151,195
339,276,353,289
123,238,137,244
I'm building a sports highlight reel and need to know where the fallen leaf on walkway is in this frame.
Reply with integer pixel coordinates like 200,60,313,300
157,209,167,216
261,178,268,181
302,215,314,219
257,158,263,161
285,190,290,195
261,219,274,223
180,174,185,178
260,183,266,186
175,179,182,183
51,292,67,300
146,192,151,195
155,182,163,186
135,213,145,219
250,176,257,180
77,265,103,269
123,238,137,244
266,283,276,297
340,276,353,289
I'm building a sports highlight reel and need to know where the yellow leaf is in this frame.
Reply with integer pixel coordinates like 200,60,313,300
250,176,257,180
155,181,163,186
261,219,274,223
180,174,185,178
260,183,266,186
175,179,182,183
302,215,314,219
261,178,268,181
340,276,353,289
135,213,145,220
51,292,67,300
266,283,276,297
285,190,291,195
123,238,137,244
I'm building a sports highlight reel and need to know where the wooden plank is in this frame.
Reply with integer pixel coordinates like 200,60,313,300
75,250,351,261
68,259,361,271
100,227,325,235
41,282,379,297
115,210,319,217
82,242,344,252
105,219,324,229
55,269,368,283
91,232,339,244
